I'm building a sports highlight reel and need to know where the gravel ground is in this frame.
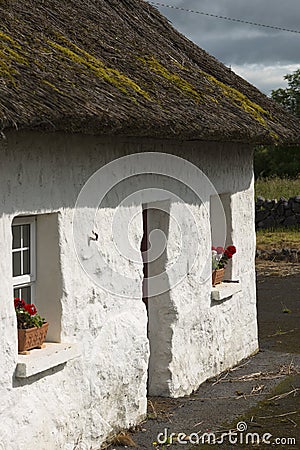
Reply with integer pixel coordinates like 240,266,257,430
109,263,300,450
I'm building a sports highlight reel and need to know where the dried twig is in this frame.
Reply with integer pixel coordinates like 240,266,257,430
219,371,263,383
212,370,230,386
147,399,157,419
251,384,265,394
215,364,299,384
111,432,137,448
267,329,295,338
267,388,299,402
211,360,253,386
193,421,204,428
230,359,251,372
259,411,298,419
194,392,267,401
287,417,297,427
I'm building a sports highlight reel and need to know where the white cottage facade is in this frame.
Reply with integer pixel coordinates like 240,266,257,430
1,132,257,449
1,0,300,448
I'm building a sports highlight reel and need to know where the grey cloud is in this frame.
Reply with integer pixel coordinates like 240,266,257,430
147,0,300,91
203,34,300,66
148,0,300,66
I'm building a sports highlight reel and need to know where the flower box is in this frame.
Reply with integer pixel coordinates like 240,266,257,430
17,322,48,353
212,268,225,287
14,298,48,353
212,245,236,286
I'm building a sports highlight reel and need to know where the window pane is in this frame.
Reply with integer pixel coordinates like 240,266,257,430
21,286,31,304
13,286,31,304
12,225,21,249
14,287,20,299
23,224,30,247
23,250,30,274
13,252,21,277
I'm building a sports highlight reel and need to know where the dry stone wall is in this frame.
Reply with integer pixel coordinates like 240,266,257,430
255,196,300,229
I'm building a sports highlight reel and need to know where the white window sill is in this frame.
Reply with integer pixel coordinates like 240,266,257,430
16,342,81,378
211,281,241,301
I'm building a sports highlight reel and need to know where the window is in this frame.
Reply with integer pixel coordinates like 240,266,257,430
12,217,36,304
210,193,232,248
12,213,63,342
210,193,233,278
12,213,80,376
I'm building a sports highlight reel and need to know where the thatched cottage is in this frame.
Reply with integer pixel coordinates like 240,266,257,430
1,0,299,448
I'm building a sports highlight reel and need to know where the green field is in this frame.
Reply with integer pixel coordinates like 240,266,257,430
255,176,300,250
256,227,300,250
255,176,300,200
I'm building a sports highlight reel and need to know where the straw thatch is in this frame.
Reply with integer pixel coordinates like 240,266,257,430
0,0,299,144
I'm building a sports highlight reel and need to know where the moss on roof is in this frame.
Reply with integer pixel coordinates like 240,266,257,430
139,56,203,103
0,0,299,144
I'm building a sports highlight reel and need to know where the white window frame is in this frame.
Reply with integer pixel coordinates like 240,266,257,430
12,216,36,303
12,213,81,373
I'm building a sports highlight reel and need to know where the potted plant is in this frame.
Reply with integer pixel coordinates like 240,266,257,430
212,245,236,286
14,298,48,353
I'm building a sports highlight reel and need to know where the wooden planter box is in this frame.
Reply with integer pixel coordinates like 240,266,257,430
17,322,48,353
212,268,225,287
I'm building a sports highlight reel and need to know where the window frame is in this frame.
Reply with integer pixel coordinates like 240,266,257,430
12,216,36,303
210,193,233,280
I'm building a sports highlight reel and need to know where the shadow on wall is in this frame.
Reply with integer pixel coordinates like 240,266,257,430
12,363,65,388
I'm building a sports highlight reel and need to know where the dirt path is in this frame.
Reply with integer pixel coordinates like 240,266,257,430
110,264,300,449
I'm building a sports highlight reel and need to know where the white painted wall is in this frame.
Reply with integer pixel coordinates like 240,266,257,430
0,131,257,448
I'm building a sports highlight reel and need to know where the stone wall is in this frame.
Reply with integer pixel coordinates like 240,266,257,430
256,248,300,262
255,196,300,229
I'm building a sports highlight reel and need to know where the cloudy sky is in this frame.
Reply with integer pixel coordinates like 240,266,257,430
146,0,300,95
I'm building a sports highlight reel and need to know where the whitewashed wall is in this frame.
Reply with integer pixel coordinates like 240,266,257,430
0,131,257,449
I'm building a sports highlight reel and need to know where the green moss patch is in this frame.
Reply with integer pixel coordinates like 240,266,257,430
48,37,151,101
140,56,203,103
0,30,28,81
202,70,279,140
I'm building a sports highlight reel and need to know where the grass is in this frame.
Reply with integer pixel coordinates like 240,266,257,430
256,227,300,250
255,176,300,251
255,176,300,250
255,176,300,200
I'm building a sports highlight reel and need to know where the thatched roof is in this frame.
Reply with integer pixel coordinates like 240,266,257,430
0,0,299,144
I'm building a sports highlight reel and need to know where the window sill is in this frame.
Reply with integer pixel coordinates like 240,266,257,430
211,281,241,301
15,342,81,378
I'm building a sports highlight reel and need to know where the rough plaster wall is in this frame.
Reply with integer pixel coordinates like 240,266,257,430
0,131,257,447
166,146,258,397
143,145,257,398
0,132,149,449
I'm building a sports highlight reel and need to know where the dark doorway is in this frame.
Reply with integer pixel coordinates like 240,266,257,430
141,208,149,307
140,202,177,396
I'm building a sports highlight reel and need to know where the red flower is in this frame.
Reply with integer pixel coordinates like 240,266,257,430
223,245,237,259
216,246,224,254
14,298,26,309
212,246,217,251
25,303,37,316
227,245,236,255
